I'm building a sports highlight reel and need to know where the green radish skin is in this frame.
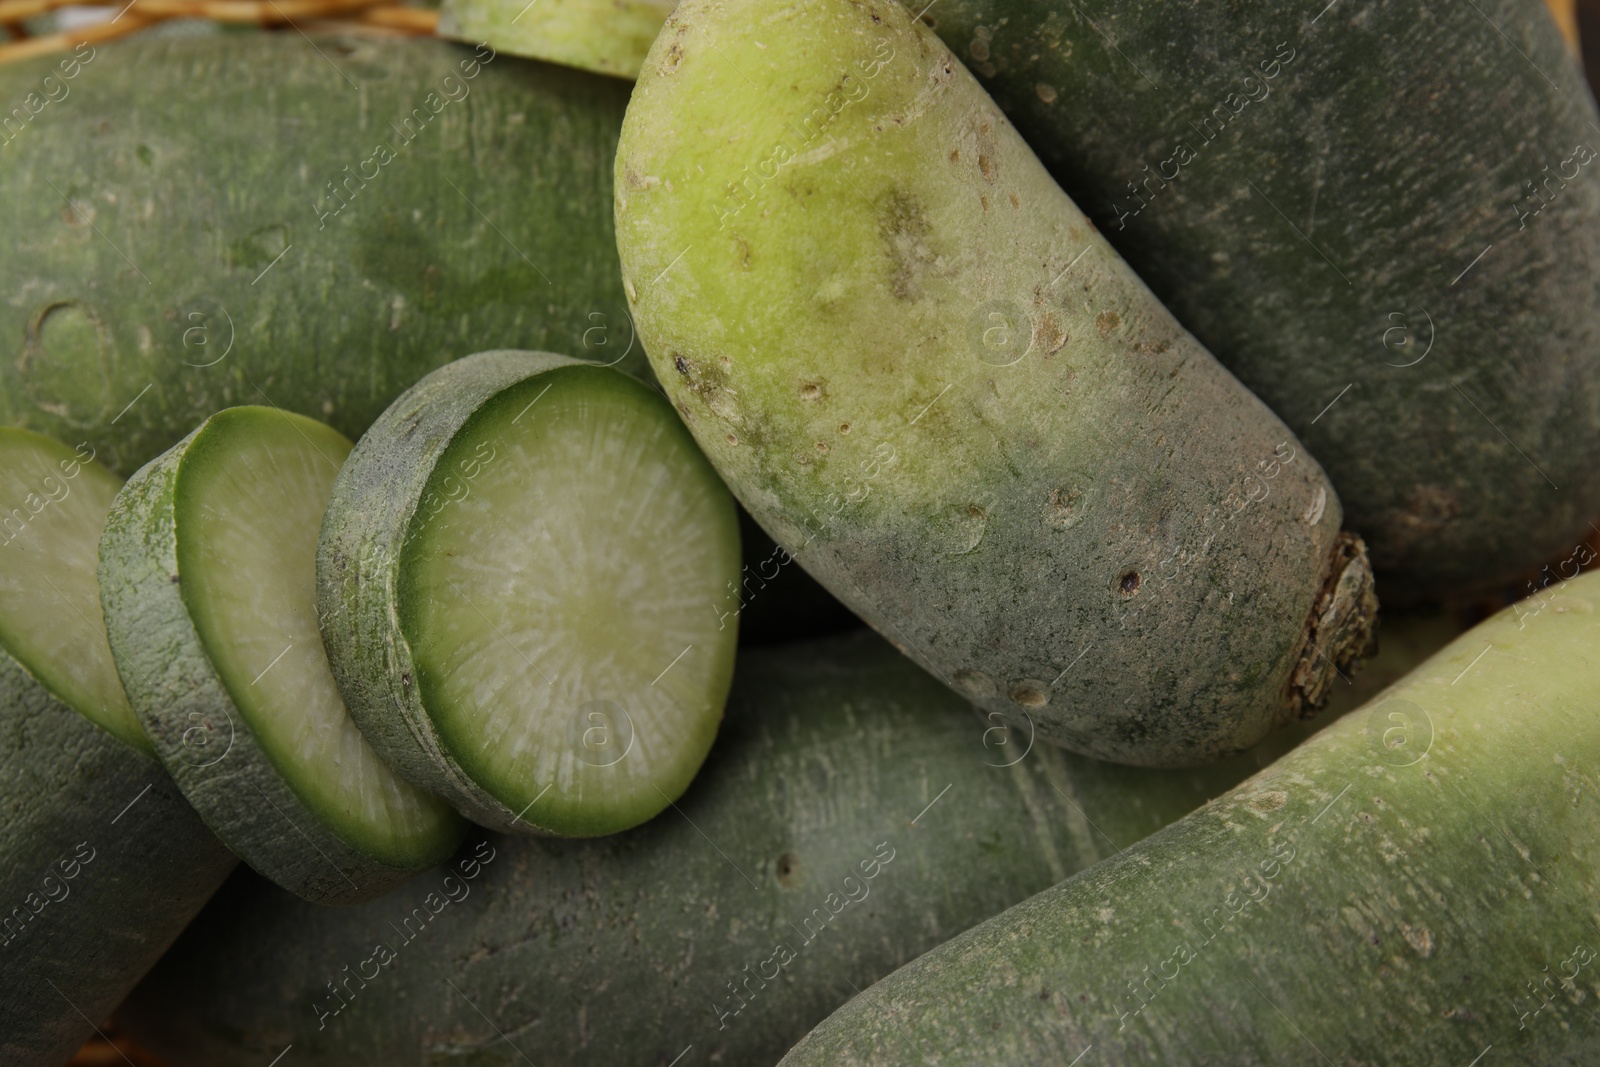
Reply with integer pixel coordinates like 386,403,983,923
0,666,235,1067
439,0,675,78
99,408,464,906
614,0,1377,767
914,0,1600,602
781,572,1600,1067
0,33,640,479
317,350,741,838
0,428,236,1067
120,631,1308,1067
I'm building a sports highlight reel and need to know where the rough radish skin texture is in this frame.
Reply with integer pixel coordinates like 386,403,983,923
439,0,675,78
614,0,1376,767
99,408,464,905
918,0,1600,602
782,573,1600,1066
0,429,236,1067
0,33,641,479
317,351,741,838
120,632,1301,1067
0,680,235,1067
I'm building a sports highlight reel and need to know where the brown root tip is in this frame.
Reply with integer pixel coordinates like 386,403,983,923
1286,531,1379,717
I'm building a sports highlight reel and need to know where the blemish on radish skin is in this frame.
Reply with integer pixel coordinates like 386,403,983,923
1302,486,1327,526
1246,790,1287,814
953,667,997,700
1009,681,1049,708
1043,487,1084,530
1035,312,1068,354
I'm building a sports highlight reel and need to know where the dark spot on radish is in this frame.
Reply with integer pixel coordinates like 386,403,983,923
170,574,180,584
673,355,690,375
775,851,802,887
1009,680,1049,708
1035,311,1068,355
1096,310,1121,337
1246,790,1287,814
1119,570,1141,595
879,191,935,301
401,672,412,688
